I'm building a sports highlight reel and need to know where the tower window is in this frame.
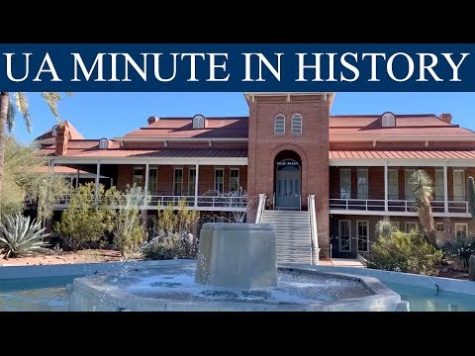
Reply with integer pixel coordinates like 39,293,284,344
291,114,302,135
192,114,205,129
381,112,396,127
274,114,285,135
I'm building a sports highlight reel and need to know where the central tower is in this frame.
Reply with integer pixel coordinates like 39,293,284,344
246,93,333,257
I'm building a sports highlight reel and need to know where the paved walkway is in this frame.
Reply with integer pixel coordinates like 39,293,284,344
319,258,364,267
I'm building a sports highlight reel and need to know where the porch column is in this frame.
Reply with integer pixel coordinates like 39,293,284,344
384,163,388,212
95,162,101,203
76,169,80,188
444,164,449,213
194,163,199,208
144,163,150,196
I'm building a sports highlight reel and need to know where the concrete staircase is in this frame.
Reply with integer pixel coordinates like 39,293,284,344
260,210,313,265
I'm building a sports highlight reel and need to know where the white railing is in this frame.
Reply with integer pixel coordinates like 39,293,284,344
329,198,469,214
52,194,247,210
308,194,319,265
255,193,267,224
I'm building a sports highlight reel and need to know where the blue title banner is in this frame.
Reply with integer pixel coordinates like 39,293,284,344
1,44,474,91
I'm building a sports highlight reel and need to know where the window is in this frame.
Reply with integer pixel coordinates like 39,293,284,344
230,168,240,192
339,220,351,252
357,169,368,200
381,112,396,127
340,169,351,199
405,222,419,233
357,221,369,252
214,168,224,194
405,169,415,200
99,138,109,149
173,168,183,196
436,222,444,232
291,114,302,135
453,170,465,202
435,169,444,201
188,168,196,195
455,223,468,239
274,114,285,135
133,167,144,187
192,114,205,129
148,166,158,193
388,169,399,200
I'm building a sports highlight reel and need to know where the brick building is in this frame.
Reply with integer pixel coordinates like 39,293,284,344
35,93,475,263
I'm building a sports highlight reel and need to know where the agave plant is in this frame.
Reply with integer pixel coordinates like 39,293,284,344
0,214,49,259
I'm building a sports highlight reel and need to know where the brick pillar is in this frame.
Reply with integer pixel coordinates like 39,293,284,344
55,122,70,156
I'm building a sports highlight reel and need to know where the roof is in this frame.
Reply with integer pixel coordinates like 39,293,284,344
329,150,475,160
35,121,84,141
34,166,91,174
121,117,249,139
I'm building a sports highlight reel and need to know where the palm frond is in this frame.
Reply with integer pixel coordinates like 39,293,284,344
6,97,16,133
14,92,31,132
41,92,62,117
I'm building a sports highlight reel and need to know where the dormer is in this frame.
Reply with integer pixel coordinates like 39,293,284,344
381,112,396,127
98,137,110,149
192,114,206,129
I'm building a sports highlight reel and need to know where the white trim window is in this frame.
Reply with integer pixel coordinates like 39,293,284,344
388,169,399,200
188,168,196,196
405,169,415,201
357,169,368,200
340,169,351,199
434,169,444,201
99,138,109,149
133,167,144,187
381,112,396,127
453,170,465,202
339,220,351,252
291,114,302,135
455,223,469,239
405,221,419,233
274,114,285,135
173,168,183,196
357,220,369,252
148,166,158,193
229,168,240,192
214,168,224,194
192,114,205,129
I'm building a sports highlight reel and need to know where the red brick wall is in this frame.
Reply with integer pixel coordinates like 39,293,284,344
246,94,331,257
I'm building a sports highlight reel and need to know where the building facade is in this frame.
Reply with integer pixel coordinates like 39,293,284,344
36,93,475,260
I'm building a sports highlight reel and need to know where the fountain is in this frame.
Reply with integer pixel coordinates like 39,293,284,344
69,223,405,311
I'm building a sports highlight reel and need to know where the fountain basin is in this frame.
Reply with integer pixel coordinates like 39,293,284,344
69,261,404,311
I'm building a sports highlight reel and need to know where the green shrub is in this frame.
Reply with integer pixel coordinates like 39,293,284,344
0,214,49,258
141,232,197,260
364,230,443,274
445,234,475,272
55,183,118,250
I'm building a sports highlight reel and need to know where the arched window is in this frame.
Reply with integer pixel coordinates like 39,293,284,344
51,125,58,137
291,114,303,135
274,114,285,135
99,138,109,149
381,112,396,127
193,114,205,129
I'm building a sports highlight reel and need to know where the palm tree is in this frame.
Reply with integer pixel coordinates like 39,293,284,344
0,92,66,217
409,169,436,245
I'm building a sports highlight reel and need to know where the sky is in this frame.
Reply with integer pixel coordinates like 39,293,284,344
10,92,475,144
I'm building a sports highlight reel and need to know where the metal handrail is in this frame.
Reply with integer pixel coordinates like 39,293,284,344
255,194,266,224
308,194,319,265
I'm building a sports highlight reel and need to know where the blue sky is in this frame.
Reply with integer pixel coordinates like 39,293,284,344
11,92,475,144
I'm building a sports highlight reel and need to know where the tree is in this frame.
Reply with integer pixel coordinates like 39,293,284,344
409,169,436,245
0,92,69,217
468,176,475,220
1,136,70,222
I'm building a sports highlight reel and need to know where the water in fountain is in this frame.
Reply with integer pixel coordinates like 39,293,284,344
69,223,404,311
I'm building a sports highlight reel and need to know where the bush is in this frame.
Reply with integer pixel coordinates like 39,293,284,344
364,230,443,274
0,214,49,258
141,232,197,260
445,234,475,272
55,183,117,250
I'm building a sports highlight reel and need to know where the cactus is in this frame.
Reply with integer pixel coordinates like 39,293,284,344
468,176,475,219
469,255,475,281
0,214,49,258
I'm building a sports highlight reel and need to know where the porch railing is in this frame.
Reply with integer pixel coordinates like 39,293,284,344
329,198,469,214
52,194,247,210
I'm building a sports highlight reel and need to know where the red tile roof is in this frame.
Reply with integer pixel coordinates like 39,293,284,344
34,166,92,174
329,150,475,160
35,120,84,141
